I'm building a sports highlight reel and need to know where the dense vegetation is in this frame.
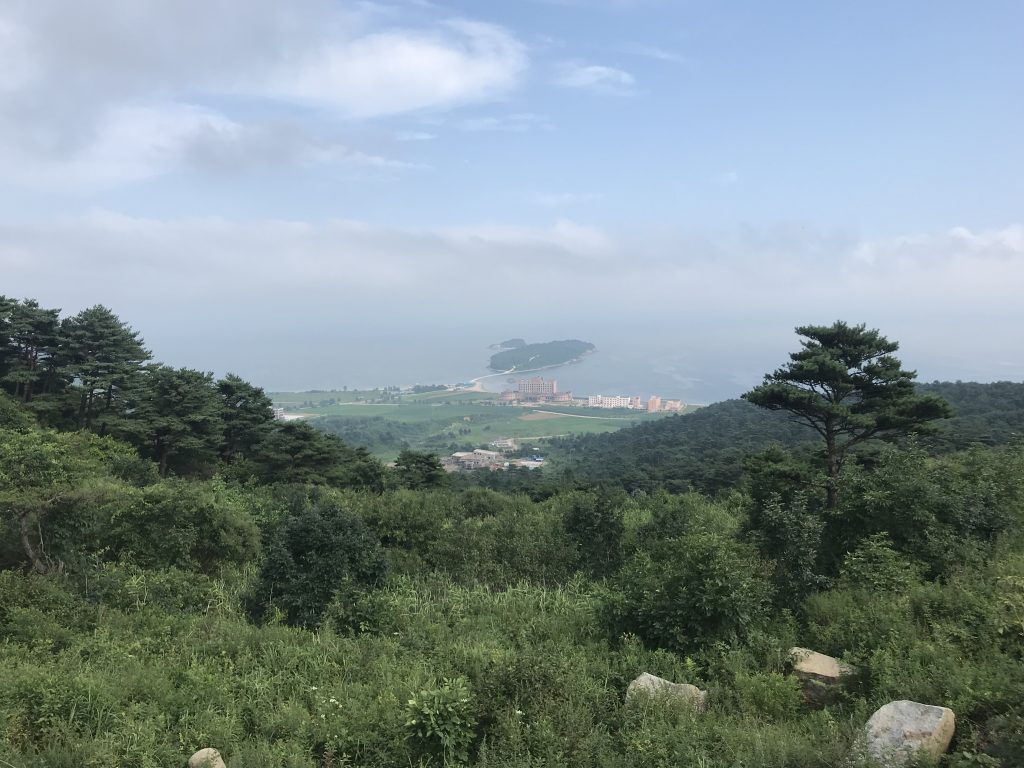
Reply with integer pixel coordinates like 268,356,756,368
488,339,595,372
2,304,1023,767
549,382,1024,496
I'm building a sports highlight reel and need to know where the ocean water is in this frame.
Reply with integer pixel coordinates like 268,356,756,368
157,312,1023,405
214,329,766,404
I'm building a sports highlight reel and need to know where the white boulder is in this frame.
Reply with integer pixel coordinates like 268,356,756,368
188,748,226,768
625,672,707,712
862,700,955,766
789,647,855,705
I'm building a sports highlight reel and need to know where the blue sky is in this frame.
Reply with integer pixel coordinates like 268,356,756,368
1,0,1022,392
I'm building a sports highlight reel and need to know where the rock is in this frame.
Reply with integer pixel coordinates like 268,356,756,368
188,748,226,768
789,647,855,706
861,700,955,766
625,672,707,712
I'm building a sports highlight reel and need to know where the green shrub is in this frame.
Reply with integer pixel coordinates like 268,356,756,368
604,533,771,655
248,496,386,628
404,677,477,765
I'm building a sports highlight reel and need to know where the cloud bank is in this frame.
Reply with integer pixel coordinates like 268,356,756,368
3,214,1021,388
0,1,526,186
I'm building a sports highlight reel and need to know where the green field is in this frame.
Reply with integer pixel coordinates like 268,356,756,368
270,388,691,458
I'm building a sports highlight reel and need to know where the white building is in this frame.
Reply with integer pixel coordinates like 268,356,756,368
587,395,636,409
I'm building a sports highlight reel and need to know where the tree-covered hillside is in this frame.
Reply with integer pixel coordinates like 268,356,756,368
919,381,1024,449
550,399,814,494
2,307,1024,767
551,381,1024,496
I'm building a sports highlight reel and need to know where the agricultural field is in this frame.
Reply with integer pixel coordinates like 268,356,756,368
270,388,692,459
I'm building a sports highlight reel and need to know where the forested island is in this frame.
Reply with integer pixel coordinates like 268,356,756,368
488,338,595,371
2,301,1023,767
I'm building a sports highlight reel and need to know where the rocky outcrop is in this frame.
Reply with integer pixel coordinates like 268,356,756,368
861,700,955,766
188,748,226,768
625,672,707,712
789,647,855,706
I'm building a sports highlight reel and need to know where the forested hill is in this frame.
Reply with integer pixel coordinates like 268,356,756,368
919,381,1024,449
552,399,813,494
555,381,1024,494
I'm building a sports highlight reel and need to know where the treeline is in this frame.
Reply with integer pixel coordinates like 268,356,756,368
0,296,381,485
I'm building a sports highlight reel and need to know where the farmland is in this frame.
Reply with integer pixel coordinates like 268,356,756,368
270,388,691,459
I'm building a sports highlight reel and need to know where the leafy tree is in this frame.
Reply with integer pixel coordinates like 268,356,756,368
60,305,150,432
0,391,35,431
0,427,137,572
605,532,771,655
743,321,951,508
394,449,448,490
248,495,386,628
248,421,385,491
832,443,1024,574
557,490,625,578
217,373,274,461
750,491,828,607
116,366,224,476
0,297,62,403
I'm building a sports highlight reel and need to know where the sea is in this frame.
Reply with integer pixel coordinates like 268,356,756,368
212,327,782,404
161,318,1021,405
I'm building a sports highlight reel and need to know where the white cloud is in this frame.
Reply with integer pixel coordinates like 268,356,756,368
555,62,634,90
3,216,1023,384
0,102,418,187
620,43,688,64
442,219,613,259
0,18,39,92
266,20,527,118
714,171,739,186
458,113,551,132
0,3,525,186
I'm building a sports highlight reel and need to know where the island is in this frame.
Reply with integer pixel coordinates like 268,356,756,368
488,339,595,372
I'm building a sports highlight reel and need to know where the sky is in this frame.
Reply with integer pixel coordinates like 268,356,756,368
1,0,1022,396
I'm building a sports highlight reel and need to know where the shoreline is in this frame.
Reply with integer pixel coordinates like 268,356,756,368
466,353,592,391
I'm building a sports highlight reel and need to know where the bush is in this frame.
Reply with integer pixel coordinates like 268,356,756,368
404,677,477,765
63,478,262,573
248,496,386,628
555,490,625,579
604,533,771,655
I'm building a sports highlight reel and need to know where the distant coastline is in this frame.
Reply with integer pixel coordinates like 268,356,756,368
467,357,588,391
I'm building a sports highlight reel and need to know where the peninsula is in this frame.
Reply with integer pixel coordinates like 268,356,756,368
488,339,595,372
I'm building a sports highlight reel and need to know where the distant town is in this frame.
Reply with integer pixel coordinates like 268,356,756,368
271,375,690,474
438,376,686,473
496,376,686,413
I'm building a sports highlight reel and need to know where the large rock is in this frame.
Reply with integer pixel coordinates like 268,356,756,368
188,748,226,768
625,672,707,712
789,647,855,705
862,700,955,766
